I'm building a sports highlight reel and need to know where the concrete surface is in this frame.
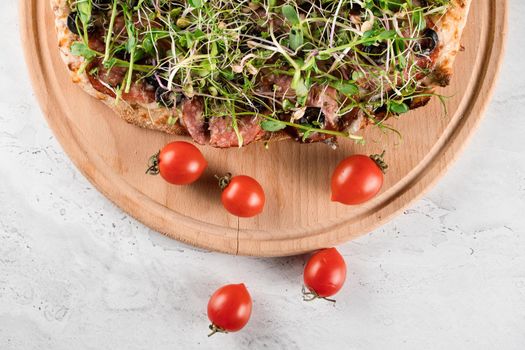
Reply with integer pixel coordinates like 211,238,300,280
1,1,524,349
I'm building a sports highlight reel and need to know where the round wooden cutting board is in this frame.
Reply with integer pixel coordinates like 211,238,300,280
20,1,507,256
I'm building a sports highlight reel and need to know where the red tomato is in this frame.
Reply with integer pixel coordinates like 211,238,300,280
207,283,252,336
331,154,386,205
303,248,347,300
220,175,265,218
146,141,207,185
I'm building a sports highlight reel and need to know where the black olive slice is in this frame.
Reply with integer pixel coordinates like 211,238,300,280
67,12,80,35
67,11,96,35
146,74,169,89
361,42,388,64
155,87,183,108
415,28,439,56
298,107,325,126
348,3,363,15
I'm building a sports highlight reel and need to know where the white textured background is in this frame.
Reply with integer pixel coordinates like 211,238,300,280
1,1,524,349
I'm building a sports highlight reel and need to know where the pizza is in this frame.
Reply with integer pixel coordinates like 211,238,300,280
51,0,471,148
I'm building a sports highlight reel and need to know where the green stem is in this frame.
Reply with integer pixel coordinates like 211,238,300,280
269,23,300,71
112,60,152,73
262,115,363,141
103,0,119,64
125,46,135,93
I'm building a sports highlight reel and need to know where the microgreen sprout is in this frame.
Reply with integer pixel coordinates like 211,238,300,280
67,0,451,144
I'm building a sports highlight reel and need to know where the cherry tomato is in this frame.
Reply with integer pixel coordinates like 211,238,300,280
207,283,252,336
303,248,347,300
219,174,265,218
331,153,387,205
146,141,207,185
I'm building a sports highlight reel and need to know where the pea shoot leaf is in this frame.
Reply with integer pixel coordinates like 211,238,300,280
289,27,304,51
261,119,287,132
388,101,410,114
291,75,308,98
71,42,96,60
189,0,203,8
331,81,359,96
352,71,364,81
282,5,300,26
76,0,92,28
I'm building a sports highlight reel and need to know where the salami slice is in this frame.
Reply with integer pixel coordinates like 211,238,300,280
181,99,209,145
209,116,265,148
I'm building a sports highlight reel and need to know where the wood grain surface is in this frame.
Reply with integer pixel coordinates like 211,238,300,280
19,0,507,256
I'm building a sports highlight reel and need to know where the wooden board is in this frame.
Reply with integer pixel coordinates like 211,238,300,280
20,0,507,257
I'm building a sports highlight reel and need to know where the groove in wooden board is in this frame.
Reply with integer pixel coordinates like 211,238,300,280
20,0,507,256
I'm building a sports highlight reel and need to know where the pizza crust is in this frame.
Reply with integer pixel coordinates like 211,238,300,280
51,0,472,143
431,0,473,86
